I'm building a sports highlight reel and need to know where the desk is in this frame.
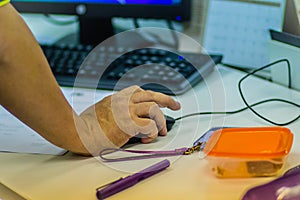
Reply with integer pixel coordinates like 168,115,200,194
1,65,300,200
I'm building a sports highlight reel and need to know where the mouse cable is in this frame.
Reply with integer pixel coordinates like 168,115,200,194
175,98,300,125
176,59,300,126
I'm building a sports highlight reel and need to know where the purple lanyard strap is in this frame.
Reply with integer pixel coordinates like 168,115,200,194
99,146,199,162
99,127,226,162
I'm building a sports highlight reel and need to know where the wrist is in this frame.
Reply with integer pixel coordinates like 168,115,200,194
78,110,117,156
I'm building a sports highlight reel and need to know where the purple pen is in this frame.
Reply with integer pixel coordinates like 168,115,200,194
96,159,170,200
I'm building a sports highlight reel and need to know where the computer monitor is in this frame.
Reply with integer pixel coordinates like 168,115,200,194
11,0,191,45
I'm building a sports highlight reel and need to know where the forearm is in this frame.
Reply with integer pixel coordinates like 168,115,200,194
0,4,182,156
0,4,89,154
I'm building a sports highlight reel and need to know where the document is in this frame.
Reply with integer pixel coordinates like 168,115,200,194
0,87,112,155
0,107,66,155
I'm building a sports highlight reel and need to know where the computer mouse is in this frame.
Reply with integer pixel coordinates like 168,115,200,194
125,115,176,145
165,115,176,132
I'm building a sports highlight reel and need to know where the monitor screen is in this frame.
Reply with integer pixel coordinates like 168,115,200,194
11,0,191,44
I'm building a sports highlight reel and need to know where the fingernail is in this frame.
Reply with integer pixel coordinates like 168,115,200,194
160,127,167,136
141,138,153,144
175,101,181,109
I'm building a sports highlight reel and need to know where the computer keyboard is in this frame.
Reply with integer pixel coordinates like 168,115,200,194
41,44,222,95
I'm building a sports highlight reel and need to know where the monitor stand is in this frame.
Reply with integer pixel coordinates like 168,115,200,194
77,16,155,48
79,17,115,45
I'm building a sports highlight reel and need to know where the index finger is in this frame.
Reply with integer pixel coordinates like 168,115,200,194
132,90,181,110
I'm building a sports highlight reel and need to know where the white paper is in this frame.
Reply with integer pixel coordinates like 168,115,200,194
0,87,112,155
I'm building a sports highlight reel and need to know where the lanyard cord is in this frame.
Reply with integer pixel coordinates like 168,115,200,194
99,147,189,162
99,127,219,162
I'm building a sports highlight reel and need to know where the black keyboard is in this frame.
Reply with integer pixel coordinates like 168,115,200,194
41,44,222,95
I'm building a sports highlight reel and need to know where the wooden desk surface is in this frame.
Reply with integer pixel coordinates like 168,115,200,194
1,66,300,200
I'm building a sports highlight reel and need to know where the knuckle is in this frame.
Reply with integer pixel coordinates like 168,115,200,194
149,103,160,112
130,85,143,93
145,90,155,98
131,85,141,90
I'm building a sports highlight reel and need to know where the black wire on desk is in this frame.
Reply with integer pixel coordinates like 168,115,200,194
175,59,300,126
238,59,296,126
133,18,140,28
175,98,300,121
166,20,180,50
43,14,78,25
220,62,273,81
131,18,180,50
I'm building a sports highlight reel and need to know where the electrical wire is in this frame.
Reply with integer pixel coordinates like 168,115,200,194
133,18,140,28
175,98,300,121
43,14,78,25
166,20,180,50
238,59,296,126
132,18,180,49
175,59,300,126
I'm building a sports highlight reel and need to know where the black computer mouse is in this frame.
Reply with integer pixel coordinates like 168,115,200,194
165,115,176,131
125,115,176,145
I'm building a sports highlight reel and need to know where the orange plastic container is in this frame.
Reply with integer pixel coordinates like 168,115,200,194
203,127,293,178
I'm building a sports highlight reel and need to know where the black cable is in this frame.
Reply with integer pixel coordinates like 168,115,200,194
238,59,296,126
220,62,273,81
133,18,140,28
175,98,300,121
238,59,291,89
131,18,180,49
166,20,180,50
175,59,299,126
44,14,78,26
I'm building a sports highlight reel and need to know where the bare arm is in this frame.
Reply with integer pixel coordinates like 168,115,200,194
0,4,89,154
0,4,181,156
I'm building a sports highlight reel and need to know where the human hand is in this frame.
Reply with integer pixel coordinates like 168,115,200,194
79,85,180,151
